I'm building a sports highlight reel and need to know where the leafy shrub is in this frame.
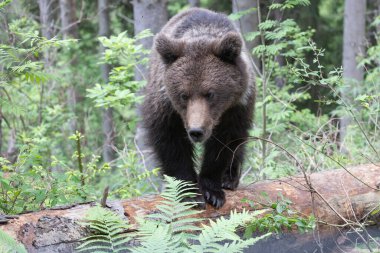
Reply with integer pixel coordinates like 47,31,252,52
242,193,315,237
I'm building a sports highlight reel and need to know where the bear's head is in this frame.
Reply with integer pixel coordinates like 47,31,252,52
155,32,246,143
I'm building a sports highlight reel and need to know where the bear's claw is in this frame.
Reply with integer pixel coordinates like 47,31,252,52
203,188,225,209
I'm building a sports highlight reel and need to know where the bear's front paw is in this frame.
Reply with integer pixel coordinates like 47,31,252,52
203,188,225,208
199,178,225,208
222,173,240,190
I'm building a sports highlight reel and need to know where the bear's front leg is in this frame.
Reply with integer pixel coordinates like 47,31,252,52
199,106,250,208
144,109,205,206
149,113,198,184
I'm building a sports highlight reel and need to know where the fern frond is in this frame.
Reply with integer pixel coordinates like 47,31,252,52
78,177,268,253
77,205,131,253
0,228,27,253
130,224,187,253
145,176,203,231
190,209,269,253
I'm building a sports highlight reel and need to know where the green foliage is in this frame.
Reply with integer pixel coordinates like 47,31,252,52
106,147,160,199
87,30,152,109
78,177,268,253
0,0,12,10
190,210,269,253
0,228,27,253
0,16,159,215
142,175,202,227
228,8,257,21
77,205,131,253
86,29,153,140
0,134,110,214
167,0,189,17
0,3,379,251
268,0,310,10
234,0,378,181
243,193,315,237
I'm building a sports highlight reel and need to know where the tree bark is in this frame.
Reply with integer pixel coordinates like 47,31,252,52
59,0,84,136
0,109,2,155
38,0,55,40
232,0,260,69
133,0,168,180
38,0,57,125
1,164,379,252
132,0,168,81
5,128,17,163
340,0,367,149
378,0,380,34
98,0,116,163
59,0,78,38
273,2,286,89
188,0,200,7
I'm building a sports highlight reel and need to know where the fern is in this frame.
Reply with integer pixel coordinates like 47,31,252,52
147,175,202,230
132,176,202,252
78,176,268,253
76,205,131,253
189,210,270,253
131,224,186,253
0,228,27,253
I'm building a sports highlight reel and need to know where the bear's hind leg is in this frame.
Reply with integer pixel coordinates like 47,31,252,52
222,143,245,190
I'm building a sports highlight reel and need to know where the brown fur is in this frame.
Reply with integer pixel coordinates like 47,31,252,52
141,8,255,208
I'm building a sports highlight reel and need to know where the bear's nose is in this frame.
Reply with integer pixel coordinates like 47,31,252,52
188,128,204,142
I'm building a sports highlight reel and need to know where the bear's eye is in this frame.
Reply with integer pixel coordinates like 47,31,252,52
180,93,189,102
205,91,214,100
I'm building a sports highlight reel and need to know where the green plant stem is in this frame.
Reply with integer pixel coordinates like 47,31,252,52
310,42,379,158
76,134,85,186
257,0,267,172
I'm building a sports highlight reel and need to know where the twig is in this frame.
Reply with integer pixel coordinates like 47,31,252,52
134,136,160,193
100,186,109,208
295,135,379,191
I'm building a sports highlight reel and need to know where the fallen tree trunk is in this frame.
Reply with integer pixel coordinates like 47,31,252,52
1,164,379,252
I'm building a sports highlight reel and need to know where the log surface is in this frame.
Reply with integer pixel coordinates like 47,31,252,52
1,164,379,253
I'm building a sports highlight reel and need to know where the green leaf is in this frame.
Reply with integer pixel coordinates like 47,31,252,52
228,8,257,21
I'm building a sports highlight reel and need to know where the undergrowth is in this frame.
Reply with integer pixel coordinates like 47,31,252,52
77,176,270,253
0,228,27,253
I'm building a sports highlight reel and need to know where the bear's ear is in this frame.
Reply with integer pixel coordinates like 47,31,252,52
213,32,242,63
155,34,184,64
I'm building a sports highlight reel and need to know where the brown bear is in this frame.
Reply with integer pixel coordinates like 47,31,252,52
141,8,255,208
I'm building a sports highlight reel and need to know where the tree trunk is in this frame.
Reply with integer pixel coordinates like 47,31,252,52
340,0,367,149
38,0,57,125
188,0,200,7
232,0,260,69
132,0,168,81
5,128,17,163
0,109,2,155
98,0,116,163
38,0,55,40
59,0,84,135
378,0,380,34
1,164,379,252
133,0,168,180
273,2,286,89
59,0,78,38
